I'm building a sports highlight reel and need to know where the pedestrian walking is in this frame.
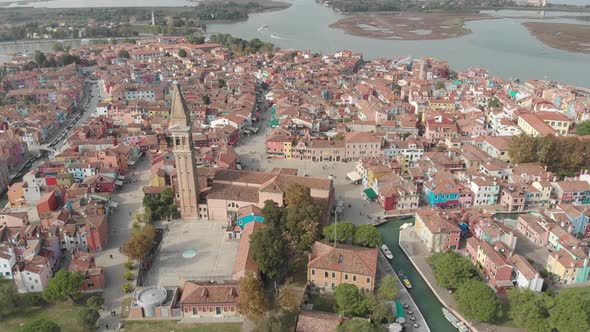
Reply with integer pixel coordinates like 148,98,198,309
109,254,113,259
105,324,109,329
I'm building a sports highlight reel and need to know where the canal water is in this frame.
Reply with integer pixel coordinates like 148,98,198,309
378,217,456,332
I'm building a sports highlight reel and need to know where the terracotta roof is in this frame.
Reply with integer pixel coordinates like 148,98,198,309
345,131,381,143
233,221,264,277
509,254,538,280
296,310,343,332
179,281,239,305
207,183,260,203
308,241,378,278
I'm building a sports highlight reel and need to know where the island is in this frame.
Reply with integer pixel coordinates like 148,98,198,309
522,22,590,54
329,12,494,41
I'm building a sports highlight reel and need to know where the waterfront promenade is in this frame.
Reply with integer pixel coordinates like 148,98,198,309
377,252,430,332
398,227,525,332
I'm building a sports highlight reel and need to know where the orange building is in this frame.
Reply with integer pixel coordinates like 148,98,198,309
307,241,378,292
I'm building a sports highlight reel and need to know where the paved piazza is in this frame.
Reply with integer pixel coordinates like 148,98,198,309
145,221,239,287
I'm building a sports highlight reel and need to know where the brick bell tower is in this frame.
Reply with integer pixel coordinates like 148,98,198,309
169,83,199,219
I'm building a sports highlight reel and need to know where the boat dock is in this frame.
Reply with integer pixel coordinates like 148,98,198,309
377,251,430,332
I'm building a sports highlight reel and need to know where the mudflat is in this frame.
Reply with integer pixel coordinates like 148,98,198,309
329,12,493,40
523,22,590,54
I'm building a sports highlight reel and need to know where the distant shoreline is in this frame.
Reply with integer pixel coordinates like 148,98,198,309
329,12,496,41
522,22,590,54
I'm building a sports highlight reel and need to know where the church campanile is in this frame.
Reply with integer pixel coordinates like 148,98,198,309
169,83,199,219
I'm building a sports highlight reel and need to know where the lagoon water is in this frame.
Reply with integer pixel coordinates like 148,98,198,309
1,0,590,86
208,0,590,87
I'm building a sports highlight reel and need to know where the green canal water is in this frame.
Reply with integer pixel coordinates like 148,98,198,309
378,217,456,332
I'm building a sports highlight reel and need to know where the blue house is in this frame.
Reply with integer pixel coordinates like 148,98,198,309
236,205,264,229
555,204,590,238
423,178,460,208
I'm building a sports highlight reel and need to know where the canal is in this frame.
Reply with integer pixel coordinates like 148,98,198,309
378,217,455,332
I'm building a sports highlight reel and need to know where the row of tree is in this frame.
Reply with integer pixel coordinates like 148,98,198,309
428,252,502,322
209,33,274,56
250,185,323,281
507,287,590,332
508,133,590,177
322,221,383,248
428,251,590,330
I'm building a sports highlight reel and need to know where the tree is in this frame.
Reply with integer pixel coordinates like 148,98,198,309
0,281,19,317
576,120,590,135
218,79,227,88
549,289,590,332
377,274,399,301
322,222,356,243
42,270,84,303
122,224,156,260
508,134,539,164
178,49,187,57
86,295,104,309
33,51,46,66
488,97,501,108
336,318,381,332
16,318,60,332
334,283,367,317
435,81,445,90
507,288,552,332
366,293,392,323
250,227,287,279
427,251,477,289
201,94,210,105
261,200,284,231
454,279,502,322
237,272,266,320
283,201,321,254
353,225,382,248
283,185,322,254
78,307,100,330
143,188,179,221
285,184,313,206
118,49,130,58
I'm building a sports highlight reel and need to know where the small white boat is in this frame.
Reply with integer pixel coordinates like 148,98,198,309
399,222,412,230
381,244,393,259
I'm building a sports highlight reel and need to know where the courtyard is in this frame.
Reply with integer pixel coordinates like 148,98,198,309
145,221,239,287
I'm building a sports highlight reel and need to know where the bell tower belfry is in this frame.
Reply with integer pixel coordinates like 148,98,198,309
169,83,199,219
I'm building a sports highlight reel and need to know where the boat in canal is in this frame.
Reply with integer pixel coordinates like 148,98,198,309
442,308,469,331
381,244,394,259
399,271,412,289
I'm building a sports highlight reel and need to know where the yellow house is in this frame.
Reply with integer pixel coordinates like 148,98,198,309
367,165,392,188
150,170,167,187
546,248,589,285
428,100,456,111
476,244,488,268
283,141,292,160
56,173,74,187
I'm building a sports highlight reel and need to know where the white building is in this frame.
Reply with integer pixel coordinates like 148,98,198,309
470,177,500,206
13,255,52,293
510,254,544,292
0,245,17,279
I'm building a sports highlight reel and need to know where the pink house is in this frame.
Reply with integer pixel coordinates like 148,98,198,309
517,214,551,247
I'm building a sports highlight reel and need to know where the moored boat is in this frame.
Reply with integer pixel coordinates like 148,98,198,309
399,271,412,289
381,244,394,259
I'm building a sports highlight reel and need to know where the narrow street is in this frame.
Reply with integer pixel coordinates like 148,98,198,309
95,157,151,331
